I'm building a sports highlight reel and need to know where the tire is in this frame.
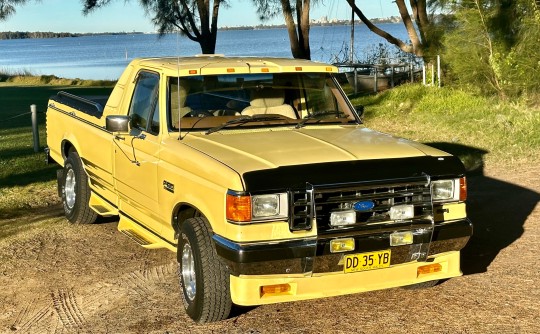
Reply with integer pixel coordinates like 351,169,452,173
61,151,98,224
178,217,232,323
403,280,439,290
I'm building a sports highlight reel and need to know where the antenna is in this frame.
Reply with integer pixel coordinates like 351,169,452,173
176,0,182,140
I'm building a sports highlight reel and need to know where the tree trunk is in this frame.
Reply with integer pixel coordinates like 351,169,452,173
395,0,423,56
280,0,306,59
299,0,311,60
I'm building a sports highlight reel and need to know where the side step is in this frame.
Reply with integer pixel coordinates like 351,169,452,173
89,191,118,216
117,214,176,251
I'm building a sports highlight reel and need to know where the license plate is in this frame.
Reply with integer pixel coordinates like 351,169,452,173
343,250,391,273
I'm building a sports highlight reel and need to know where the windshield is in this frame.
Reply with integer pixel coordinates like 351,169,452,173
168,72,360,131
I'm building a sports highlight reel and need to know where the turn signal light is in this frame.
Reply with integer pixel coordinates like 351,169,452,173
459,177,467,201
260,284,291,297
226,194,251,222
417,263,442,276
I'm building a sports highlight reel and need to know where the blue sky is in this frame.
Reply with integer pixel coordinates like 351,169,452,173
0,0,398,33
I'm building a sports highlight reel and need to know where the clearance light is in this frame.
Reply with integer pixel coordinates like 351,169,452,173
227,68,235,73
226,194,251,222
326,67,333,72
260,284,291,297
417,263,442,276
295,67,302,71
188,70,197,74
261,68,269,73
330,238,355,253
459,177,467,201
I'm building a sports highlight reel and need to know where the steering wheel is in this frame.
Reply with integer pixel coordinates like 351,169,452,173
185,110,214,118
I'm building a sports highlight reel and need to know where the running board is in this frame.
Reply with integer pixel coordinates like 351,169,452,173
117,214,176,251
89,191,118,216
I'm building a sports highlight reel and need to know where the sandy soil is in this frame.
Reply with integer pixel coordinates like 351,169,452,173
0,163,539,334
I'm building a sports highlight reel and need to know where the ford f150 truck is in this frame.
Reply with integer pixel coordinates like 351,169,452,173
46,56,472,323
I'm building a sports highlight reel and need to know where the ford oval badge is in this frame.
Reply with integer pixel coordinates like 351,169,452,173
353,200,375,212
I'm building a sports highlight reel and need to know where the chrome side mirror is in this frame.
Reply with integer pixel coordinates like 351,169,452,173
106,115,129,133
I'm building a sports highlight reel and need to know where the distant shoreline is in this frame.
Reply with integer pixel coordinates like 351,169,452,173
0,18,402,40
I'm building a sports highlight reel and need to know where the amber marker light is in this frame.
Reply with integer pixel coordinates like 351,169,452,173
326,66,333,71
188,70,197,74
227,68,235,73
460,177,468,201
226,194,251,222
261,68,269,72
295,66,302,71
417,263,442,276
260,284,291,297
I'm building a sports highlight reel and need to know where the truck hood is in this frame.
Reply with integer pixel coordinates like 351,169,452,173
184,125,450,175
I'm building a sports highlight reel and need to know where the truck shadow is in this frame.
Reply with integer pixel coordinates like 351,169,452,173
426,142,540,275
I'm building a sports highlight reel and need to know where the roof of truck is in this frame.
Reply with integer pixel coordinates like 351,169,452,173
127,55,338,76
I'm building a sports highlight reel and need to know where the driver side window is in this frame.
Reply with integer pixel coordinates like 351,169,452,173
129,71,160,134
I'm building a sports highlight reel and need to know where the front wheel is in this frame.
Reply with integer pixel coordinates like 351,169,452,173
61,151,97,224
178,217,232,323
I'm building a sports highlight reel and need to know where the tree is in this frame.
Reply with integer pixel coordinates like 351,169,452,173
345,0,437,59
0,0,29,20
253,0,312,59
83,0,227,54
442,0,540,98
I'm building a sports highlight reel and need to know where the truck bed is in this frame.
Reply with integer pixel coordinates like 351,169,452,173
49,91,109,118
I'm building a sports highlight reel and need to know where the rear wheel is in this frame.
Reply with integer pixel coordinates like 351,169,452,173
178,217,232,323
61,151,97,224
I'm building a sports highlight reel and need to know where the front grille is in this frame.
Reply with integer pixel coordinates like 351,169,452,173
289,176,433,232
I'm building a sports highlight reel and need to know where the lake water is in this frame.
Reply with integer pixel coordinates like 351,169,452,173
0,24,410,80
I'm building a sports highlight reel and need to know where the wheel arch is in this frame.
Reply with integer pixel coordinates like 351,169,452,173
172,203,209,240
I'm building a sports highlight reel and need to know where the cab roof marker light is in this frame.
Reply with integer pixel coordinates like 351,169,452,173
188,70,197,74
261,68,269,72
227,68,235,73
295,67,302,71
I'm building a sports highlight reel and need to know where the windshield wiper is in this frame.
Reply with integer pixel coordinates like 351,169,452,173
206,115,285,135
295,110,348,129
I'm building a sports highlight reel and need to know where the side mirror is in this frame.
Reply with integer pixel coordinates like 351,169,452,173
106,115,129,133
355,105,365,118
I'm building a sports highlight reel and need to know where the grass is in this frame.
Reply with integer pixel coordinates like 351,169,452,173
351,84,540,170
0,75,114,218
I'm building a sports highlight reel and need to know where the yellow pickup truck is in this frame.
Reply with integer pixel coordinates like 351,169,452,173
46,56,472,323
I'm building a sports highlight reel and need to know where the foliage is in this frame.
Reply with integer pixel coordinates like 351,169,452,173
0,0,28,20
0,31,79,39
442,0,540,100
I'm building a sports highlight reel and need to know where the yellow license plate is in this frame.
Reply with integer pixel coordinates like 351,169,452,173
343,250,391,273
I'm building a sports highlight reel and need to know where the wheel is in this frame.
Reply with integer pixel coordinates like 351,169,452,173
178,217,232,323
61,151,97,224
403,280,439,290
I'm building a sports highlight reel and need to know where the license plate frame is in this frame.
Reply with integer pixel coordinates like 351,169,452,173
343,250,391,273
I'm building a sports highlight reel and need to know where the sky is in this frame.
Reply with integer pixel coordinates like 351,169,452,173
0,0,399,33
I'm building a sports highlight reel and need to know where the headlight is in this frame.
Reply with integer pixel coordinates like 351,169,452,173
431,177,467,202
226,191,288,223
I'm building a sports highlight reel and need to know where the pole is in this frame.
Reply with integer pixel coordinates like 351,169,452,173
422,65,426,85
31,104,39,153
437,55,441,88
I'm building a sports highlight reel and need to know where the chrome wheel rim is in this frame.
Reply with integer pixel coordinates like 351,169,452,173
64,168,76,209
181,243,196,301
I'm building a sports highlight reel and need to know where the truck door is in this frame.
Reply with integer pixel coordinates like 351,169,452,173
113,71,162,232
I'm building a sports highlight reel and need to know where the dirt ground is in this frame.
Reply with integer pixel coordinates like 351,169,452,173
0,163,539,334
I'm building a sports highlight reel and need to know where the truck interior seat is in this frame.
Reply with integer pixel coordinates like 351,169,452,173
242,88,297,119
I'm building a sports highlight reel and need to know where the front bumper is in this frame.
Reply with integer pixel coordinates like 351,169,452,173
214,218,472,276
230,250,462,306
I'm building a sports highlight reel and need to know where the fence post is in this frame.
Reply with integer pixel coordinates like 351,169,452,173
437,55,441,88
31,104,39,153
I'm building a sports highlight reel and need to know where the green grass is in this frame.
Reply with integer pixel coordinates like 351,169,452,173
352,84,540,170
0,78,114,217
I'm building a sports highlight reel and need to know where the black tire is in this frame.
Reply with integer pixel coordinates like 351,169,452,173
403,280,439,290
61,151,98,224
178,217,232,323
